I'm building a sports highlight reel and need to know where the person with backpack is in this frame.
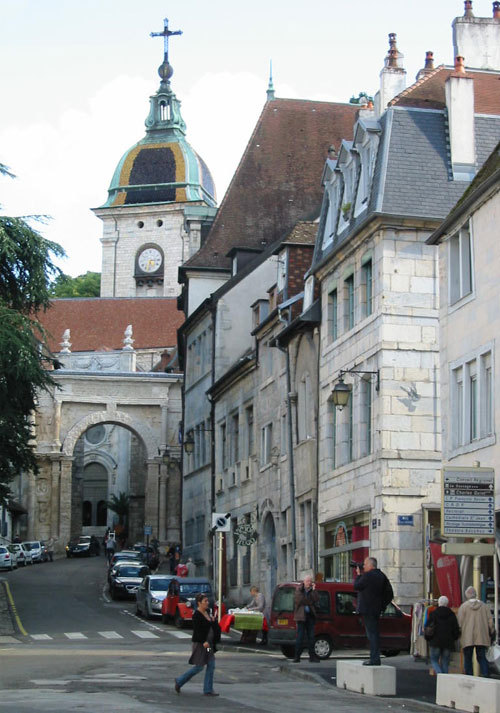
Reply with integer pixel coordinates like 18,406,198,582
425,595,460,674
354,556,393,666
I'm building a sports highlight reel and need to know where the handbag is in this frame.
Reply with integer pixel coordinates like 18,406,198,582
486,643,500,674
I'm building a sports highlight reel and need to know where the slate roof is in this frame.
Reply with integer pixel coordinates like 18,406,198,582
180,98,358,274
311,68,500,271
37,298,183,353
280,220,318,245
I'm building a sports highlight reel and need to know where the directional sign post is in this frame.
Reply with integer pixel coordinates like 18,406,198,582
442,466,495,537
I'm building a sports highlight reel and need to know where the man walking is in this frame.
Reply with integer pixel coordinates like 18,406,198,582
105,534,116,564
457,586,494,677
354,556,393,666
293,574,320,663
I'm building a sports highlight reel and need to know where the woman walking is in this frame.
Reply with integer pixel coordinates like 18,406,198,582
426,595,460,674
174,593,221,696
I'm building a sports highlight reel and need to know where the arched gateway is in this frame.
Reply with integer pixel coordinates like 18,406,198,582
30,357,183,554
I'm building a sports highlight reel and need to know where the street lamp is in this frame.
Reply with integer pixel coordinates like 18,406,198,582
329,368,380,410
183,433,195,454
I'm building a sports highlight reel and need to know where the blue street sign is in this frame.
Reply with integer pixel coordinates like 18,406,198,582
398,515,414,526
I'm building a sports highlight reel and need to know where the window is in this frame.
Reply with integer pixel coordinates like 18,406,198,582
362,259,373,317
449,222,472,305
344,274,355,331
360,377,372,457
328,288,338,341
260,423,273,466
330,401,337,469
280,411,287,455
245,406,254,456
231,413,239,464
298,372,313,441
451,347,494,451
220,423,227,470
348,396,354,462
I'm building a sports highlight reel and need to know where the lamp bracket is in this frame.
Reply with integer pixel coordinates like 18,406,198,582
339,368,380,391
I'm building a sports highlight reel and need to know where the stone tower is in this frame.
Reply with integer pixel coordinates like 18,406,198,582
93,19,217,298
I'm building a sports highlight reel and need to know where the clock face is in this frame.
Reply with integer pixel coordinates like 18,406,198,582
138,247,163,273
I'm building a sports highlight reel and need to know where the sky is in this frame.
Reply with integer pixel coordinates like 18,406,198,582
0,0,472,276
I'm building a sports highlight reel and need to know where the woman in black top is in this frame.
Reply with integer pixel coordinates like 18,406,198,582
174,593,221,696
427,595,460,674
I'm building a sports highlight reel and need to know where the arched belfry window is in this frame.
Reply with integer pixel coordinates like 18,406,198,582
160,101,170,121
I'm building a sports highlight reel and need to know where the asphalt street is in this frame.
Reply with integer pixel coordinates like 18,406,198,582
0,556,451,712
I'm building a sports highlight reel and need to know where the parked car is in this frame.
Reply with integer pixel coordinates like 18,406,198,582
66,535,100,558
108,551,143,570
0,545,17,570
269,581,412,660
161,577,224,627
9,543,32,566
22,541,43,563
136,574,174,618
108,562,150,600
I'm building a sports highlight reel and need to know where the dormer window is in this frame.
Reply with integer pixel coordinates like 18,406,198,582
322,175,341,249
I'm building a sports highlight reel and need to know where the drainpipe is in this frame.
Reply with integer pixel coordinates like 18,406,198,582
272,335,297,580
209,299,217,582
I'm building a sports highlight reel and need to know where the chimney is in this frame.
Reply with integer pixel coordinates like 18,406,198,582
416,51,435,80
374,33,406,117
453,1,500,69
445,56,476,181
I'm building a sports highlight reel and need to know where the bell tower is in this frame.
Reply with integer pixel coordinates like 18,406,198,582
93,18,217,298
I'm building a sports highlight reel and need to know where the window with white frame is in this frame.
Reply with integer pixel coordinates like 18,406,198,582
361,259,373,318
245,406,254,457
260,422,273,466
359,377,372,458
449,222,473,305
277,251,287,292
298,372,313,441
344,274,355,331
220,422,227,470
280,411,287,455
451,346,494,451
328,287,338,341
230,412,239,464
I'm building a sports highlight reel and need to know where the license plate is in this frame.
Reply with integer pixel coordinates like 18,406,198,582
277,618,288,626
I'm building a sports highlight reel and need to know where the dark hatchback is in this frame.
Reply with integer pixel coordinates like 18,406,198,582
269,581,411,660
66,535,101,557
109,562,150,600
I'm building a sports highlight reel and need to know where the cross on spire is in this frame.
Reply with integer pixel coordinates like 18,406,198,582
150,18,182,63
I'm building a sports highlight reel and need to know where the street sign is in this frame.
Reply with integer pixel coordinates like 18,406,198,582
397,515,414,526
441,542,495,556
144,525,152,535
442,466,495,537
212,512,231,532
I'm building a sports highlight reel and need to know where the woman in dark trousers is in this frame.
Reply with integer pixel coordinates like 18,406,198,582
426,595,460,674
174,593,221,696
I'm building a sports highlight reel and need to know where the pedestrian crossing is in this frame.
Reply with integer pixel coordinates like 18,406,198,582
29,629,233,643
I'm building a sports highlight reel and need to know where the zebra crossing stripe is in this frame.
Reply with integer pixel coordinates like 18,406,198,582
168,630,191,639
64,632,88,639
131,630,159,639
98,631,124,639
31,634,53,640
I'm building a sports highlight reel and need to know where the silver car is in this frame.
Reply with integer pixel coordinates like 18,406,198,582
136,574,174,618
22,540,43,563
9,543,32,566
0,545,17,570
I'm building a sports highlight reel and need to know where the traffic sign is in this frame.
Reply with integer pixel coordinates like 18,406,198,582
442,466,495,537
212,512,231,532
144,525,152,535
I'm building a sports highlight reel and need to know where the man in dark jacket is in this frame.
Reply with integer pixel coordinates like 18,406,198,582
354,556,393,666
426,595,460,674
293,575,321,663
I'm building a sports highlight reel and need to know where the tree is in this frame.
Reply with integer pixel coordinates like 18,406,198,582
106,492,130,527
0,165,64,503
50,271,101,298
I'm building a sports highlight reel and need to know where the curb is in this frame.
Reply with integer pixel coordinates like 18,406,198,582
0,580,16,637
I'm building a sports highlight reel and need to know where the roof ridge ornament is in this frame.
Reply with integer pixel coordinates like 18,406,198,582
150,18,183,88
267,60,275,101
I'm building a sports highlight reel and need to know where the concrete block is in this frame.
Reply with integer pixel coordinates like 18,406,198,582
436,673,500,713
336,660,396,696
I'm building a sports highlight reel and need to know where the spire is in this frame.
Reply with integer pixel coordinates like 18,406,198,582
145,18,186,135
267,60,275,101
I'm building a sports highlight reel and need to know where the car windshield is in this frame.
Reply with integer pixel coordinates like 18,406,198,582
150,579,171,591
179,583,212,595
272,587,295,613
0,547,7,553
117,566,144,577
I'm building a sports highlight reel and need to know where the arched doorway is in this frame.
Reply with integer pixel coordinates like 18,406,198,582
261,513,278,603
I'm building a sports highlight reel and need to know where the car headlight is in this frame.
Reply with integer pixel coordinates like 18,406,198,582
151,598,160,605
114,579,125,587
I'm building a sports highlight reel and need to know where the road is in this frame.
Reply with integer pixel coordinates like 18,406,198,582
0,556,440,712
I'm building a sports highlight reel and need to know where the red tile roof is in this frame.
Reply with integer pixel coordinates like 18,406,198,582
38,298,183,353
389,66,500,113
182,98,358,271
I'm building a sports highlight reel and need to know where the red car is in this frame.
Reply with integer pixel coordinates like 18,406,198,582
269,581,411,659
161,577,225,627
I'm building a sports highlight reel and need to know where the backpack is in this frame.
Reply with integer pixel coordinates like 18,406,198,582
381,575,394,610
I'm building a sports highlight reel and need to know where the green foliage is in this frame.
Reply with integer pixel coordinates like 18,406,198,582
50,271,101,298
106,492,130,525
0,206,64,502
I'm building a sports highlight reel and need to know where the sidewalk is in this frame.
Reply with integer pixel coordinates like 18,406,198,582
0,579,16,638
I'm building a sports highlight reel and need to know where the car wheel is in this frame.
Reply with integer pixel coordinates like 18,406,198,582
314,635,333,660
280,645,295,659
381,650,400,657
174,610,184,629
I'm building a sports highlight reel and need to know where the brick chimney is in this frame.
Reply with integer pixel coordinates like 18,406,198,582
374,33,406,117
452,1,500,69
416,51,435,80
445,56,476,181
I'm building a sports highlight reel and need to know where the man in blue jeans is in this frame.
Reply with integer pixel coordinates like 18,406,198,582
293,574,320,663
354,556,393,666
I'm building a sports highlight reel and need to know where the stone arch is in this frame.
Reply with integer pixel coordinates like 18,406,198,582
260,508,278,604
61,409,158,460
